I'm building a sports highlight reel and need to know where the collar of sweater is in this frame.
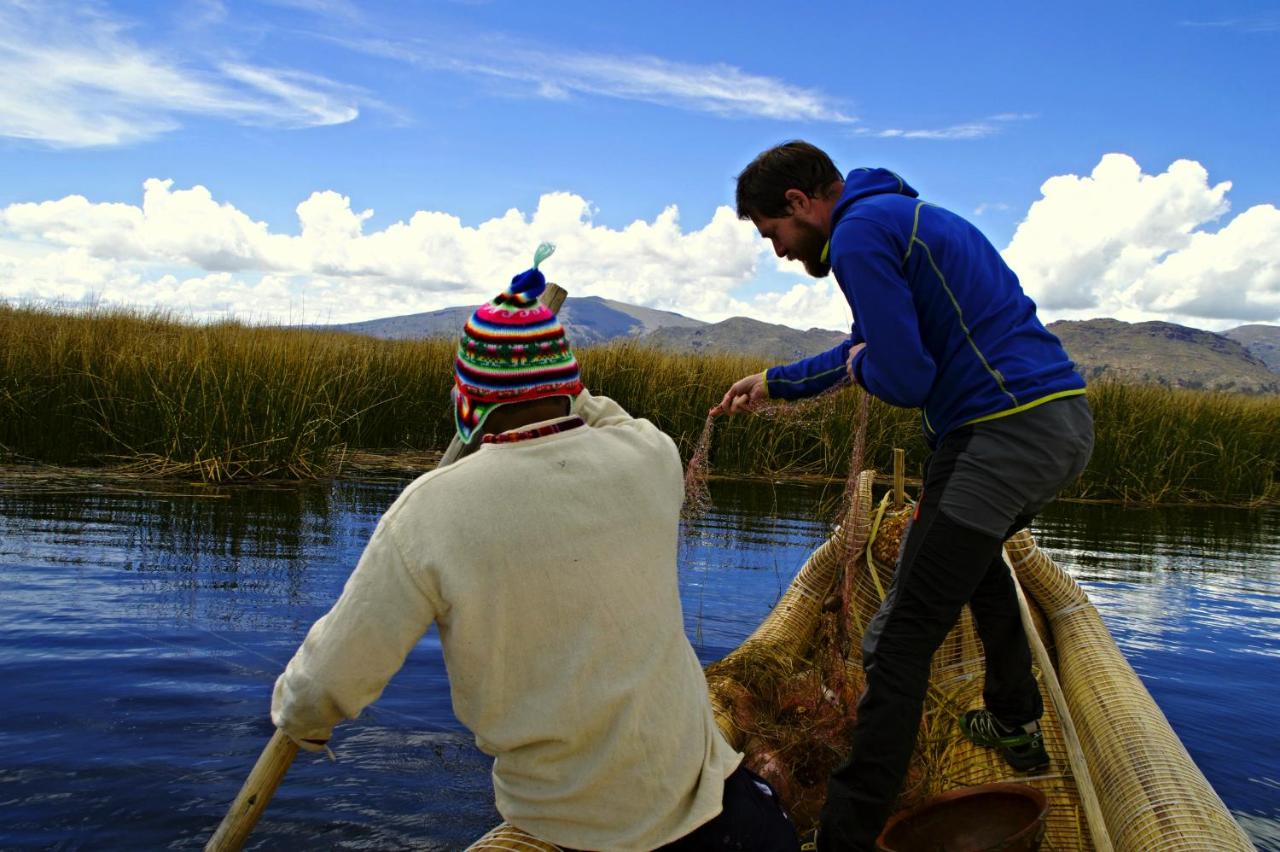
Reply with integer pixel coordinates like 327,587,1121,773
481,414,586,445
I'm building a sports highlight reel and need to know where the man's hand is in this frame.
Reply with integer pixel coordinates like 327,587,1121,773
845,342,866,382
711,372,768,417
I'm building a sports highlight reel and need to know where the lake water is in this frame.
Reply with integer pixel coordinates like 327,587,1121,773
0,475,1276,850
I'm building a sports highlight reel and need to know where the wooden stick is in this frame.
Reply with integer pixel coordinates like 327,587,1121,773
1005,554,1115,852
892,448,905,509
205,281,570,851
542,281,568,314
206,729,298,852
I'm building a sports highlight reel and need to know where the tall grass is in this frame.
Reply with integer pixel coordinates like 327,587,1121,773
2,304,1277,503
578,342,926,483
0,304,455,478
1076,380,1280,504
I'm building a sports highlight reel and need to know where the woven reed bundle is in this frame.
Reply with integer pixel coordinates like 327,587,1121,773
1006,531,1254,851
467,823,561,851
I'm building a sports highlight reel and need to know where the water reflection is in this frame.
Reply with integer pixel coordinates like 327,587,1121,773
1034,501,1280,580
0,477,1275,849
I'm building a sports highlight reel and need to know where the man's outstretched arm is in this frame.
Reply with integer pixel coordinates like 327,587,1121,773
272,518,440,748
713,325,864,416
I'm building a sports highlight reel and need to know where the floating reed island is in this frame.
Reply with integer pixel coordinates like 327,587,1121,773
2,303,1278,504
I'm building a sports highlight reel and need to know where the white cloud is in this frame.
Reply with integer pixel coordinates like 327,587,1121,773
261,0,364,20
9,154,1272,334
974,202,1010,216
1179,15,1280,33
870,123,997,140
743,278,851,332
0,179,771,325
856,112,1035,141
335,34,855,123
1004,153,1279,325
1130,204,1280,321
0,2,362,147
219,65,360,127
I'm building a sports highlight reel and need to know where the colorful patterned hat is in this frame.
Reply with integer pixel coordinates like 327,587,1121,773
453,243,583,443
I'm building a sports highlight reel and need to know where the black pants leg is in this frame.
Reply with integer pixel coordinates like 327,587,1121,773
817,439,1041,851
659,765,799,851
968,528,1042,726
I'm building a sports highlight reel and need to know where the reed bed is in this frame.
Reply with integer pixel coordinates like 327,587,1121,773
1077,379,1280,504
0,304,455,479
2,304,1277,503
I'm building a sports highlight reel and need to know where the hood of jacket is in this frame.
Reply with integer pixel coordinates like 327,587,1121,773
832,168,919,220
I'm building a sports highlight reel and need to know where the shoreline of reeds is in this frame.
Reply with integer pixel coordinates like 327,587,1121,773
3,304,1277,506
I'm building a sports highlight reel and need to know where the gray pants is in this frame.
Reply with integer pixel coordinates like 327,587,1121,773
821,395,1094,851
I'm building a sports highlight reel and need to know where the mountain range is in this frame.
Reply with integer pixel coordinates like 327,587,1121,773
322,298,1280,394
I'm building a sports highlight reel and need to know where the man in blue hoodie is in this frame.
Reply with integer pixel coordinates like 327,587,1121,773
714,141,1094,850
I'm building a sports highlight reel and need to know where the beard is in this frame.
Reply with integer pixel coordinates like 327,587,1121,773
794,219,831,278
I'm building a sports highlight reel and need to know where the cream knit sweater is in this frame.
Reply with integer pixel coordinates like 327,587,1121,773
272,391,742,850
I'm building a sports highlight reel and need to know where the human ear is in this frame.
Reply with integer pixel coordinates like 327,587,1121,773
783,188,810,213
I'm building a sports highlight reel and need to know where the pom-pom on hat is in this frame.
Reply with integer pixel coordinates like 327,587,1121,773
453,242,583,443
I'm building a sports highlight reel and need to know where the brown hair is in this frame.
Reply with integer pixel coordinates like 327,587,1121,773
735,140,842,220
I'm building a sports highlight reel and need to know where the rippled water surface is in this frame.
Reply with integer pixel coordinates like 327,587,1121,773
0,476,1276,849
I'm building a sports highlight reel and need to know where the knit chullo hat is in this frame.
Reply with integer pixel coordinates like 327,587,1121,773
453,242,583,443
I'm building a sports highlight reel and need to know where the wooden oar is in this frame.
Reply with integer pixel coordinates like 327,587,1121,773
205,283,568,852
1005,553,1115,852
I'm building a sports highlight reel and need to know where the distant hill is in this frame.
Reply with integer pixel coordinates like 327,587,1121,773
321,296,846,362
1225,324,1280,373
642,316,848,364
557,296,705,346
1048,319,1280,394
322,302,1279,394
328,306,473,340
325,295,706,347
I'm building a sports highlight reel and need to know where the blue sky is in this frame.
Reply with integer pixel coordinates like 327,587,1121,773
1,0,1277,331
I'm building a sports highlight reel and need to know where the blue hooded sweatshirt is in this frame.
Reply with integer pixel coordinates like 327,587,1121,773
764,169,1085,447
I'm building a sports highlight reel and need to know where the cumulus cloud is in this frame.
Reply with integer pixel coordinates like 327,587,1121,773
746,278,852,332
0,179,769,325
0,1,362,147
1003,153,1279,325
6,155,1275,333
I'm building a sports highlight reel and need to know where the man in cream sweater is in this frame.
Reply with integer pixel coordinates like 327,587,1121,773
272,246,799,851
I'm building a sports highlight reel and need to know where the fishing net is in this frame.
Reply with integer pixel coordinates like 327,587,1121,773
701,387,877,827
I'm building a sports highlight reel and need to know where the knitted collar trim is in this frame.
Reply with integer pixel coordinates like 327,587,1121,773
481,415,586,445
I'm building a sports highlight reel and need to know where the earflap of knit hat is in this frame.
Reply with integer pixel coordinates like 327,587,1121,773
454,383,499,444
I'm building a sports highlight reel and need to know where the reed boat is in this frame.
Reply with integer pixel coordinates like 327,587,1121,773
469,470,1253,851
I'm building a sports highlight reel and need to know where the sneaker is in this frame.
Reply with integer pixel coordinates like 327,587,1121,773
960,709,1049,772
